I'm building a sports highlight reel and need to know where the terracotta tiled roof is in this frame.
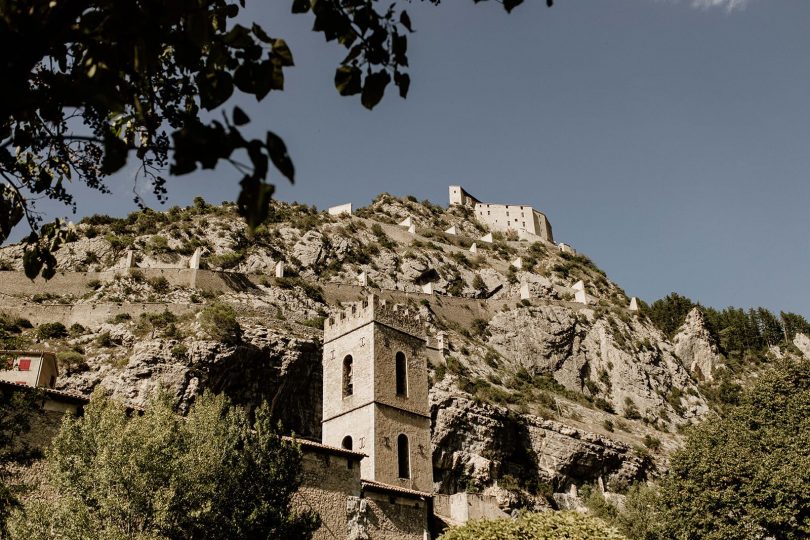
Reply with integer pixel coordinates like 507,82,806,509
361,479,432,499
284,436,367,459
0,379,88,403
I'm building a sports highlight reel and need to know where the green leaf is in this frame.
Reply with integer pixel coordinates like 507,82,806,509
394,72,410,99
252,23,272,43
237,176,275,230
334,65,362,96
233,106,250,126
265,132,295,182
272,39,294,66
23,245,43,280
361,71,390,110
291,0,310,14
198,70,234,110
101,135,128,174
400,10,413,32
0,186,24,242
503,0,524,12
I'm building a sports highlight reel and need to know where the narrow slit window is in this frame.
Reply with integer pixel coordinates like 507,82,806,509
395,352,408,396
343,355,353,397
397,434,410,479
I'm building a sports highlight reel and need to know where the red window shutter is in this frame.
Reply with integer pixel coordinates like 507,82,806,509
18,359,31,371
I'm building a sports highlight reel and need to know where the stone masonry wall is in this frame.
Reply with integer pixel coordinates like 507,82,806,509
295,449,361,540
363,490,429,540
0,302,196,327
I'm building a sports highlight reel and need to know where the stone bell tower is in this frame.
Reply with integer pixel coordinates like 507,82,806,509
321,295,432,494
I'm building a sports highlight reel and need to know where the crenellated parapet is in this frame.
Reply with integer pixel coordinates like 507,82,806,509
324,294,426,343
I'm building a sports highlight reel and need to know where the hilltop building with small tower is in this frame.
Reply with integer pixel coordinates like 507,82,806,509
449,185,554,243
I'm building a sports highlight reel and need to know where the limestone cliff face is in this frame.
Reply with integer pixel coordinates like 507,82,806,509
59,322,323,439
672,308,723,382
430,390,648,497
486,305,707,422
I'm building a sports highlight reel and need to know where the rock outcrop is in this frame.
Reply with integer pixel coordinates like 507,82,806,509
431,391,649,504
672,307,723,382
794,333,810,359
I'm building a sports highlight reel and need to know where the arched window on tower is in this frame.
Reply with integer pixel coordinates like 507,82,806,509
343,355,353,397
342,436,353,450
395,352,408,396
397,434,410,479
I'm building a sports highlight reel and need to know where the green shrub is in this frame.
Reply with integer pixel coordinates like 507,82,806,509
170,343,188,359
146,235,170,254
148,276,171,294
438,511,626,540
69,323,87,337
56,350,88,374
594,397,614,413
96,331,114,347
108,313,132,324
210,251,245,270
36,322,68,339
642,434,661,451
623,398,642,420
199,303,241,344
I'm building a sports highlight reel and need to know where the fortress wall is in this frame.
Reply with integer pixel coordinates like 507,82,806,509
0,271,115,297
0,269,260,299
1,302,197,327
295,450,361,540
363,491,429,540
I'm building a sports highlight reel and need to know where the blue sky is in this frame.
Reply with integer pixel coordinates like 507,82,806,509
19,0,810,317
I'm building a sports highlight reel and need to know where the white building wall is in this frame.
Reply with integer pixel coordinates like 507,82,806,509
472,203,554,242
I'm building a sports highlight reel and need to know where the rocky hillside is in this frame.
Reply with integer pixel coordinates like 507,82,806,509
2,193,801,511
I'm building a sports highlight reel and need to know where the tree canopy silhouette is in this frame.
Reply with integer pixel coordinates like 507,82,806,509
0,0,553,279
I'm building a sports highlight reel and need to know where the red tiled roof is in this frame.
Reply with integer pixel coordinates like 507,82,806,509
361,479,432,499
284,436,367,459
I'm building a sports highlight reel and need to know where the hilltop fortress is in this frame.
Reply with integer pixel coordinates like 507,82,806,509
449,185,554,243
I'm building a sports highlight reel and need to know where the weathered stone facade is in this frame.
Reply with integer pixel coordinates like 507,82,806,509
449,185,554,243
318,294,433,538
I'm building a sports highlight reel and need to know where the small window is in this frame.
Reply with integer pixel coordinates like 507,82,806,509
397,434,410,479
487,211,490,215
395,352,408,396
18,359,31,371
343,355,353,397
342,436,353,450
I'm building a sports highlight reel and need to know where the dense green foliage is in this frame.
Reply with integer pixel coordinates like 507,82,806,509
438,511,626,540
9,390,318,540
598,358,810,540
199,302,241,344
653,358,810,539
647,293,810,354
0,388,42,538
